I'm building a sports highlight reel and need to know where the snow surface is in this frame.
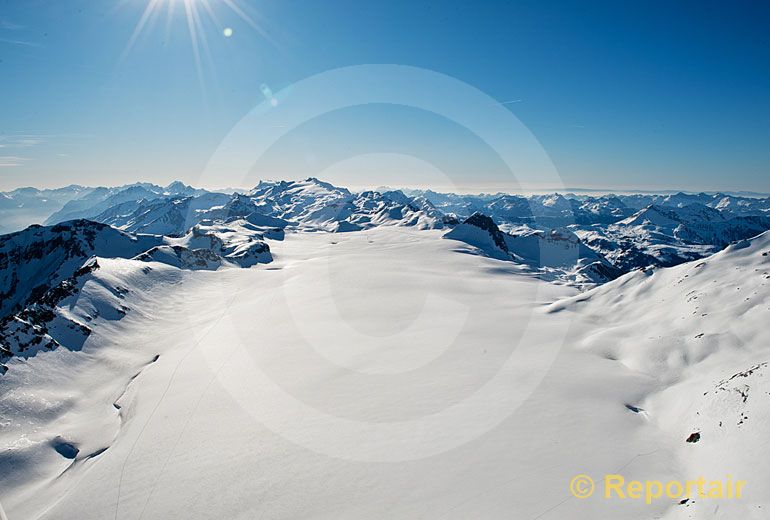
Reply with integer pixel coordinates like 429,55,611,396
1,228,768,519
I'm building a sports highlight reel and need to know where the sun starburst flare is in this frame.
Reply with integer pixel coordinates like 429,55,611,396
120,0,274,91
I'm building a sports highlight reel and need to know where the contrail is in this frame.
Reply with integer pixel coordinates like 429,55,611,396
488,99,523,107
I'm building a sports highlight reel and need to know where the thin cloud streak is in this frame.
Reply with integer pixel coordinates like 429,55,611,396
0,37,41,47
0,156,30,167
0,18,26,30
0,135,46,148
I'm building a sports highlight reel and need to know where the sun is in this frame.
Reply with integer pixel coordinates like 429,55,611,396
122,0,271,87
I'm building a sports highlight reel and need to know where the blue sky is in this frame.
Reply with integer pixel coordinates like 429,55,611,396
1,0,769,192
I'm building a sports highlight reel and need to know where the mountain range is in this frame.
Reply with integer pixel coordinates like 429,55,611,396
0,178,767,286
2,177,769,371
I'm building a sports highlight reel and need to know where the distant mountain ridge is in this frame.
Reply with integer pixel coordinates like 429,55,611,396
2,177,769,290
3,179,768,234
43,181,206,225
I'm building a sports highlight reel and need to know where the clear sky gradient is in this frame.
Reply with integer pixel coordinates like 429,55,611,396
1,0,769,192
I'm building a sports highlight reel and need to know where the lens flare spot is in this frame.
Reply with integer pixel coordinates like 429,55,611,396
223,27,233,38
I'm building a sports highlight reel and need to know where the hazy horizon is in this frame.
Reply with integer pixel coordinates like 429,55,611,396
2,176,768,198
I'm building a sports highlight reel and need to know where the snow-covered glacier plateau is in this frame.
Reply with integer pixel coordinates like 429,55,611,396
0,180,769,520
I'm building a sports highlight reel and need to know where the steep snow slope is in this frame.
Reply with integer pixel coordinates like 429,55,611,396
0,258,122,369
445,213,620,284
444,213,511,260
550,231,770,519
0,220,161,320
0,256,192,517
92,193,232,236
0,219,275,325
0,221,274,371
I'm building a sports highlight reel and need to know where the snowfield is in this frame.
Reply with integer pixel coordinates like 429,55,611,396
1,228,769,519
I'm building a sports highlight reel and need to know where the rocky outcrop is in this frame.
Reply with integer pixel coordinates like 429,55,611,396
0,258,103,372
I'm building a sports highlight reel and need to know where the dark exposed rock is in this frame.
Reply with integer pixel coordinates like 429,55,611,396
0,220,159,321
686,432,701,443
0,257,100,365
463,213,509,252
